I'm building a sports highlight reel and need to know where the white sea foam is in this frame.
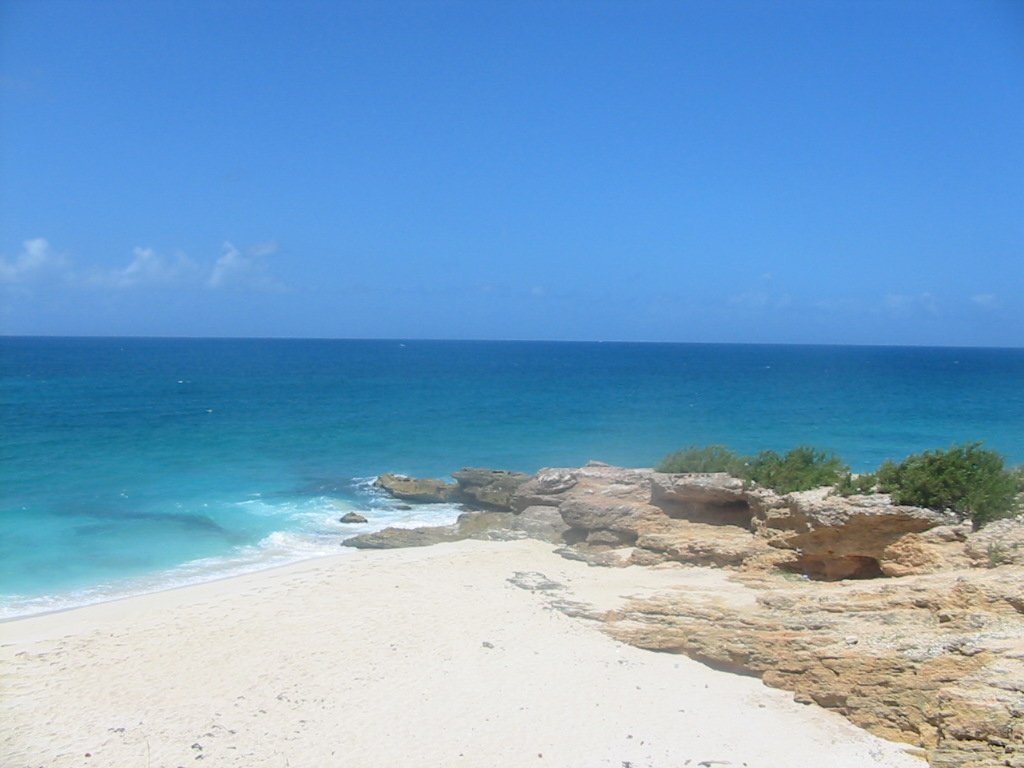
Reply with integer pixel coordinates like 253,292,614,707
0,488,466,620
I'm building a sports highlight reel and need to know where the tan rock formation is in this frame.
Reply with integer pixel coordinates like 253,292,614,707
368,461,1024,766
604,567,1024,768
451,468,531,510
374,473,455,503
966,516,1024,568
752,488,960,579
343,506,571,549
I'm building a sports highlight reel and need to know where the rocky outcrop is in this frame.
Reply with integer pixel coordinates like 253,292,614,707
374,468,530,510
376,463,1009,581
342,525,461,548
649,472,750,521
752,489,961,579
339,512,368,524
343,506,572,549
373,473,455,503
510,469,578,511
966,516,1024,568
506,505,572,544
634,521,783,569
605,567,1024,768
451,468,530,510
365,460,1024,765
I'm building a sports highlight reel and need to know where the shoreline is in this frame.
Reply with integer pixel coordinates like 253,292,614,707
0,544,364,626
0,548,354,627
2,539,923,768
0,495,469,622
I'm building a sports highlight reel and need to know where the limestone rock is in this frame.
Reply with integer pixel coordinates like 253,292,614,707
554,544,636,567
605,566,1024,768
510,505,572,544
339,512,368,524
650,472,747,505
559,498,653,540
510,469,578,511
635,521,781,569
450,507,571,545
374,473,455,503
585,529,635,547
966,517,1024,568
881,523,973,577
451,468,531,510
342,525,458,548
753,488,959,579
342,506,571,550
649,473,753,527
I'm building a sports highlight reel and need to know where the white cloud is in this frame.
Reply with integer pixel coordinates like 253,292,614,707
94,247,199,288
0,238,71,284
208,241,283,290
883,292,939,315
3,238,285,294
970,293,998,308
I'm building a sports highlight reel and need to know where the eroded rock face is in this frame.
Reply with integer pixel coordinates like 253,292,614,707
510,469,578,511
339,512,368,524
374,468,530,510
650,471,747,504
342,506,573,549
605,567,1024,768
377,464,990,582
635,522,782,569
374,474,455,503
365,460,1024,765
649,473,753,527
342,525,458,548
451,468,531,510
750,488,961,579
966,516,1024,568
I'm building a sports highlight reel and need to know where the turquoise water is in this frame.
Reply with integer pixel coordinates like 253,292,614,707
3,337,1023,616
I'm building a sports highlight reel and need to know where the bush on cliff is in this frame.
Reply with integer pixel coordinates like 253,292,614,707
747,446,849,494
655,442,1020,523
881,443,1019,527
655,445,747,475
655,444,847,493
836,471,878,496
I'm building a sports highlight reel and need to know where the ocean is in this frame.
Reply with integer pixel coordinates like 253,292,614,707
2,336,1023,618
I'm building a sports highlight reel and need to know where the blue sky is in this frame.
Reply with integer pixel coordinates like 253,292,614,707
1,1,1021,345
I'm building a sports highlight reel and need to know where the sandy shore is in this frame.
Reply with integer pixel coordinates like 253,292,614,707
2,539,923,768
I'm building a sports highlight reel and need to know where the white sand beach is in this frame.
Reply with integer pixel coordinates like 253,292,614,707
2,539,923,768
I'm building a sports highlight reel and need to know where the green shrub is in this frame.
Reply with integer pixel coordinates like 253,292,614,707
1012,465,1024,493
747,446,849,493
885,443,1018,527
836,472,878,496
655,444,747,475
876,460,900,492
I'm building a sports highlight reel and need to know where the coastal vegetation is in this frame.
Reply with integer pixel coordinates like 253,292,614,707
654,445,747,475
876,443,1021,527
657,441,1023,527
656,444,848,494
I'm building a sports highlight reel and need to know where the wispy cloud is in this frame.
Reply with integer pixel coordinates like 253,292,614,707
91,247,199,288
4,238,286,294
208,241,284,290
883,292,939,315
0,238,71,284
970,293,998,308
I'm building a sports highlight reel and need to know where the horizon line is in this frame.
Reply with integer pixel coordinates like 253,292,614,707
1,333,1021,351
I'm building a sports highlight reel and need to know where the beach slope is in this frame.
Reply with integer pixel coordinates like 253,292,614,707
2,540,922,768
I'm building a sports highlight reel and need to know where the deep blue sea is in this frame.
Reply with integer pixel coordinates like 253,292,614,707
3,337,1023,617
